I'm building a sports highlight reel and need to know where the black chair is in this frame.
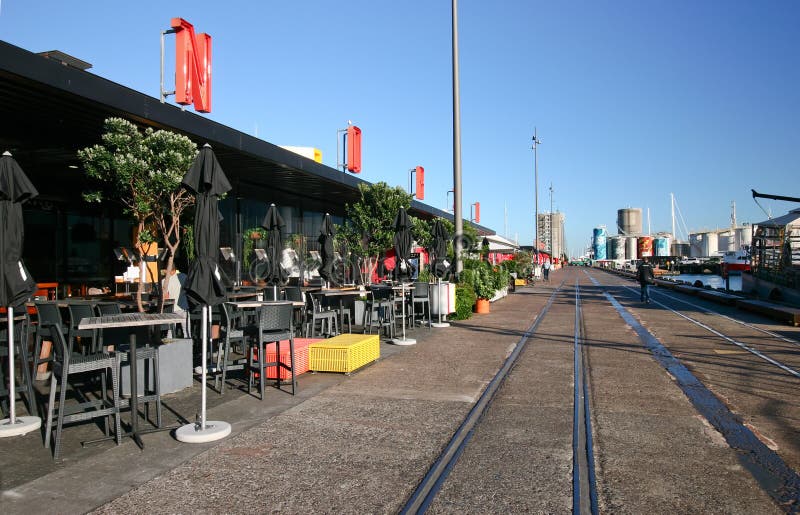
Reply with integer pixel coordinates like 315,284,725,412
67,303,99,354
32,301,67,381
0,313,37,419
362,287,394,337
305,293,337,338
215,302,246,394
246,303,296,399
284,287,306,335
43,322,121,460
411,282,432,329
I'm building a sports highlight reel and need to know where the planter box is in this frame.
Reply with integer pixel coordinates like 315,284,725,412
430,281,455,315
309,334,380,374
120,338,192,396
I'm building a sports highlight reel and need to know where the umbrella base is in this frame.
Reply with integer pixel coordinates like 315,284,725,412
0,416,41,437
175,420,231,443
431,322,451,328
390,337,416,346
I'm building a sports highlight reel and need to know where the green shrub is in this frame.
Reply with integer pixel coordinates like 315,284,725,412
453,283,476,320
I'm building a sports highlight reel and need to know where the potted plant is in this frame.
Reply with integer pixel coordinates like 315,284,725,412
243,227,264,270
472,265,495,314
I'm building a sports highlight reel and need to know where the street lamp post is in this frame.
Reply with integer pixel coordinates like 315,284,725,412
532,129,541,264
452,0,463,279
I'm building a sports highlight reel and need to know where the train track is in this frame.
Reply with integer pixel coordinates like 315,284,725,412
400,277,599,514
584,269,800,510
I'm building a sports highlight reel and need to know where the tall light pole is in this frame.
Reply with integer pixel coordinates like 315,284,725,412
549,183,554,260
452,0,463,278
532,129,541,263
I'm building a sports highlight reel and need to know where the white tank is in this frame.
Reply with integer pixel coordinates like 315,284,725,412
689,233,703,258
734,226,750,250
718,231,735,253
701,232,718,257
625,237,638,259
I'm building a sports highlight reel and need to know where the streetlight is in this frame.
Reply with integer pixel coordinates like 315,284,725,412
532,129,541,264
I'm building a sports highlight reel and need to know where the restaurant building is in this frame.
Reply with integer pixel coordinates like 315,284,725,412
0,41,493,293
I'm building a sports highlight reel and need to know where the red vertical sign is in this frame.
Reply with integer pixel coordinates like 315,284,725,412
347,125,361,173
171,17,212,113
474,202,480,223
415,166,425,199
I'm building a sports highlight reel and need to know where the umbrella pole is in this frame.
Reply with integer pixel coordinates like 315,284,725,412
201,305,208,430
391,282,416,345
176,304,231,443
0,306,41,437
431,278,450,328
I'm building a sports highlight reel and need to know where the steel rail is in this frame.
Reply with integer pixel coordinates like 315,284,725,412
573,279,599,515
646,288,800,347
617,285,800,380
399,280,566,514
583,270,800,509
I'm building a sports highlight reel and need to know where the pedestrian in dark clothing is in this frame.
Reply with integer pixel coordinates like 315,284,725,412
637,258,655,303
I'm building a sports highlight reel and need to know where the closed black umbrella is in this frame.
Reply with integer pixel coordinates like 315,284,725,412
430,218,450,279
261,203,287,287
0,152,37,308
182,144,231,309
176,144,232,441
318,213,335,284
0,151,40,432
393,207,413,281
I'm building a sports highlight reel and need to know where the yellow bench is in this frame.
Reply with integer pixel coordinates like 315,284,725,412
309,334,380,374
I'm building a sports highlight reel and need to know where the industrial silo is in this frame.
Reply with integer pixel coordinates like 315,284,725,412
734,226,751,249
617,208,643,236
625,237,638,260
592,227,607,260
609,236,625,260
689,233,703,258
638,236,653,258
671,242,691,257
653,237,671,256
701,231,718,257
718,231,735,253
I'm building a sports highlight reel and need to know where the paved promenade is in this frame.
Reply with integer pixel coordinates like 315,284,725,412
2,267,798,513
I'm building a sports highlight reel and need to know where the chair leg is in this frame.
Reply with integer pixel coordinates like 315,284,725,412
53,373,69,460
44,373,57,449
258,340,265,401
110,361,121,446
289,336,296,395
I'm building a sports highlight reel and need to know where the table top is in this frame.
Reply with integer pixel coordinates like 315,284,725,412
226,300,303,308
225,292,261,300
78,312,185,330
314,289,364,297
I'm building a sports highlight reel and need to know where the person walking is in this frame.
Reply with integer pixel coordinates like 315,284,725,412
637,257,655,303
543,260,551,282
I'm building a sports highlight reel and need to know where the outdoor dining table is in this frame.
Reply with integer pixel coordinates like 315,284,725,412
78,312,185,449
314,288,364,332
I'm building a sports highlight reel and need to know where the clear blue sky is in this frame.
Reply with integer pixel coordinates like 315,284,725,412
2,1,798,257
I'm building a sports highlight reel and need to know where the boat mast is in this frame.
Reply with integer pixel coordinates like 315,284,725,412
671,193,676,241
731,201,736,229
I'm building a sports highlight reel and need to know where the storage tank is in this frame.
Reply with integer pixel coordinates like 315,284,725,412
734,226,750,250
653,237,670,257
609,236,625,260
701,231,718,257
689,233,703,258
592,227,607,260
671,242,691,257
638,236,653,258
718,231,735,253
625,237,638,260
617,208,643,236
